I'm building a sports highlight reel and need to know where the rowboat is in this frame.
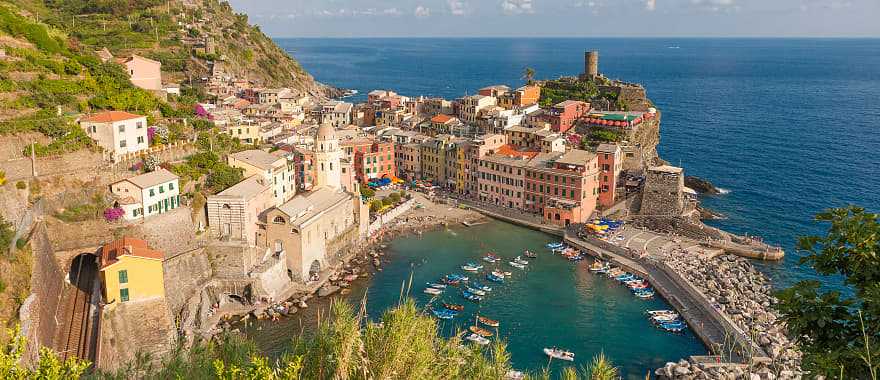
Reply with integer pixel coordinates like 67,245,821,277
427,282,447,289
509,261,526,269
443,303,464,311
647,309,676,315
446,274,469,282
465,333,490,345
431,308,456,319
469,325,494,337
462,263,483,272
462,290,483,302
491,270,506,278
478,316,499,328
513,256,529,265
466,286,486,296
651,314,680,322
633,289,655,299
524,250,537,258
486,273,504,283
442,278,460,286
483,256,499,263
543,347,575,361
423,287,443,295
470,281,492,292
546,242,564,249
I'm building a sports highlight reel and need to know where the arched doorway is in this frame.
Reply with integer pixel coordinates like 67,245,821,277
308,260,321,281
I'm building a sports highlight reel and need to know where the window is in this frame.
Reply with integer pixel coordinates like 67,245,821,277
118,270,129,284
169,182,175,190
137,136,144,144
119,140,127,148
118,125,125,133
136,121,143,129
149,188,155,197
120,288,129,302
159,185,164,194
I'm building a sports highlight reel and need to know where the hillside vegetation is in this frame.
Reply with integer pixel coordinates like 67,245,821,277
0,0,326,157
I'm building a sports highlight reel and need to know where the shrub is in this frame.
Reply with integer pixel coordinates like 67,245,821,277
103,207,125,222
15,181,26,190
15,238,27,250
387,192,401,204
381,197,394,207
361,186,375,198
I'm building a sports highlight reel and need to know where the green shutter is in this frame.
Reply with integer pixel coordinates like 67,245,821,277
120,288,130,302
118,270,128,284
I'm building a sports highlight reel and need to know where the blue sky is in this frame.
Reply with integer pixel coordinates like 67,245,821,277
227,0,879,37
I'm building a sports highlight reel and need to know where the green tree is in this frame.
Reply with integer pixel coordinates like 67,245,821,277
387,192,401,204
776,206,880,379
523,67,536,84
0,215,14,251
369,200,382,213
206,165,244,194
360,186,375,199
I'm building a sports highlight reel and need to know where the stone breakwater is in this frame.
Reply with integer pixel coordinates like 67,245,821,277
656,250,803,379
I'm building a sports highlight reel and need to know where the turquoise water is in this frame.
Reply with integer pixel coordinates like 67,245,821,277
241,221,705,377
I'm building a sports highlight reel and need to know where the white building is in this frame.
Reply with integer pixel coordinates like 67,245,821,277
110,169,181,220
79,111,150,161
228,149,296,206
459,95,497,125
320,101,353,128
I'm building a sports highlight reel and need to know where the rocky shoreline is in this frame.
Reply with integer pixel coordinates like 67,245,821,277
656,249,803,379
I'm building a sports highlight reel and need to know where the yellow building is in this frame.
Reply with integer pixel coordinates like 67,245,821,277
99,237,165,308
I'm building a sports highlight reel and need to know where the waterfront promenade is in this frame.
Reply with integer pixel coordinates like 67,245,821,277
447,195,768,364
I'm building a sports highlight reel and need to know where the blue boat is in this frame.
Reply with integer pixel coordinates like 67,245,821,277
485,273,504,283
470,281,492,292
461,290,483,302
546,242,564,249
431,308,457,320
446,274,469,282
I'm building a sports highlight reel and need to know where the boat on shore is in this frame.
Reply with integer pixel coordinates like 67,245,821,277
469,325,494,337
478,316,499,328
543,347,575,361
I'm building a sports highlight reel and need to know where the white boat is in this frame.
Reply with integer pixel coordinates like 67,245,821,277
505,370,525,380
466,286,486,296
509,261,526,269
427,282,447,289
647,309,676,315
423,287,443,295
514,256,529,265
491,270,506,279
543,347,575,361
465,333,490,345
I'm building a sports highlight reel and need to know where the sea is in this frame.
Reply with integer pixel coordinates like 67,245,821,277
275,37,880,289
242,38,880,375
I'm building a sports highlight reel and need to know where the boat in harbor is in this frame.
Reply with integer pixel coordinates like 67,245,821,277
633,289,655,299
466,286,487,296
427,282,447,289
491,270,506,278
443,303,464,311
424,287,443,295
462,262,483,272
470,281,492,292
543,347,575,362
509,261,526,269
462,290,483,302
446,274,469,282
478,316,499,328
546,242,564,249
442,277,461,286
647,309,677,316
431,308,456,319
465,333,491,345
469,325,494,337
524,250,537,258
589,261,609,272
514,256,529,265
486,273,504,283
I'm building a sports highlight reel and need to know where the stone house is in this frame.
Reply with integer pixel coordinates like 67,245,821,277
207,175,275,246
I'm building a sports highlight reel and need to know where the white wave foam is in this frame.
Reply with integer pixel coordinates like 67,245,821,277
717,188,731,195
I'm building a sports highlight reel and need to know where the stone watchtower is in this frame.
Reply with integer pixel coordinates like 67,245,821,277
640,165,685,218
314,124,342,190
584,50,599,80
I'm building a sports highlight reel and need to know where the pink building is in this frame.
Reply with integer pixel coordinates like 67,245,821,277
596,143,622,208
524,149,599,227
465,134,507,196
477,145,537,210
546,100,589,133
116,55,162,91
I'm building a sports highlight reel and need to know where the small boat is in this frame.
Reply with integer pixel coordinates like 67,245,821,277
478,316,499,328
491,270,506,279
462,290,483,302
446,274,469,281
503,271,513,277
427,282,447,289
652,315,681,323
470,281,492,292
589,261,609,273
442,278,461,286
466,286,486,296
469,325,494,337
509,261,526,269
483,256,499,263
514,256,529,265
431,308,456,319
634,289,655,299
443,303,464,312
647,310,676,315
524,250,537,258
465,333,490,345
486,273,504,283
462,263,483,272
546,242,564,249
423,287,443,295
543,347,575,362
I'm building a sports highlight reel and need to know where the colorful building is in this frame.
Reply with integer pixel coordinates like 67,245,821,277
342,139,396,183
420,135,455,184
596,143,623,208
477,145,538,209
464,134,507,196
110,169,181,220
229,149,295,206
524,149,600,226
99,237,165,308
546,100,589,133
79,111,150,161
499,85,541,109
116,55,162,91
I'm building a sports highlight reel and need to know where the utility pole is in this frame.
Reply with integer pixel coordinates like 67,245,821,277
30,141,37,177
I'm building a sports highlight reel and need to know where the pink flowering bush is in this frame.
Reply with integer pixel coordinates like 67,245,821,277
103,207,125,222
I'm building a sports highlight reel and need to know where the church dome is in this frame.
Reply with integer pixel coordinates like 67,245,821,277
316,124,336,141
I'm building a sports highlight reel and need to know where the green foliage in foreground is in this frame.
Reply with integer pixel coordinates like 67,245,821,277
776,206,880,379
0,326,90,379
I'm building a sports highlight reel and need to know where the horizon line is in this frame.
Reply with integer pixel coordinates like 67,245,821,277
268,35,880,40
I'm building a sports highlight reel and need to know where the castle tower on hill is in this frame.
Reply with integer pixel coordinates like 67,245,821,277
584,50,599,79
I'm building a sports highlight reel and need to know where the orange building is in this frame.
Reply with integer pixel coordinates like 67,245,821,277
524,149,599,227
596,143,622,208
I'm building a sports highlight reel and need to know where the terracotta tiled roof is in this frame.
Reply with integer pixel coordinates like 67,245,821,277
431,114,454,124
100,237,164,270
496,144,539,159
80,111,144,123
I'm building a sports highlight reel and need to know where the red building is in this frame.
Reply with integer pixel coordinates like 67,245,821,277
524,149,599,226
342,139,396,183
546,100,589,133
596,143,622,208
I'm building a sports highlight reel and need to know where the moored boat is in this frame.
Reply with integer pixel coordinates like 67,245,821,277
478,316,499,328
423,287,443,295
546,242,564,249
465,333,490,345
462,290,483,302
462,263,483,272
427,282,447,289
509,261,526,269
524,250,537,258
469,325,494,337
431,308,456,319
543,347,575,361
466,286,486,296
470,281,492,292
443,302,464,311
486,273,504,283
514,256,529,265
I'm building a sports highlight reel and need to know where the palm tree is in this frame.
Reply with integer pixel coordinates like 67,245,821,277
523,67,536,84
586,352,620,380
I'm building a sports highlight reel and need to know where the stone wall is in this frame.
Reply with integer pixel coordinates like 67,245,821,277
162,247,213,316
640,166,685,218
367,198,415,235
21,223,68,364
